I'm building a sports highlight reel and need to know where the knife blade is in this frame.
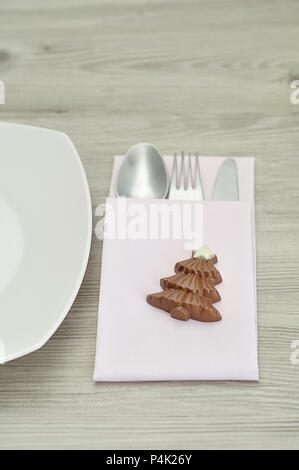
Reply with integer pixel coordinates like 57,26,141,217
213,159,239,201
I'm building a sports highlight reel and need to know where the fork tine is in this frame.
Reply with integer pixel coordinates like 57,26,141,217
194,152,204,199
169,152,178,190
186,152,193,189
179,151,185,189
194,152,199,185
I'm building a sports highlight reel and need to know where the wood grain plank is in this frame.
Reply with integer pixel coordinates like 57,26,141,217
0,0,299,450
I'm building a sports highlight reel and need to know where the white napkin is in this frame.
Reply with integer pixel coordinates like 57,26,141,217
94,157,258,381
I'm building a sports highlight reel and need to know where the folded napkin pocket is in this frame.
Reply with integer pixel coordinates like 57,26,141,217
94,156,257,381
94,198,258,381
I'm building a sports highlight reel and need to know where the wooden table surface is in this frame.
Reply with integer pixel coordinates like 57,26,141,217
0,0,299,450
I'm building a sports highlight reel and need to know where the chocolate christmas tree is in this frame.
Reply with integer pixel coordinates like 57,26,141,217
146,246,222,322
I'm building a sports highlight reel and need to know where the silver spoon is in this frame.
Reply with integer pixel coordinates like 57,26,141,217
116,143,168,199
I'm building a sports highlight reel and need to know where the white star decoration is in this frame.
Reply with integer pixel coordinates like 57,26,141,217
192,245,216,260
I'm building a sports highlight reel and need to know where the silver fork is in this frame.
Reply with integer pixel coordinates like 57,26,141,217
168,151,204,200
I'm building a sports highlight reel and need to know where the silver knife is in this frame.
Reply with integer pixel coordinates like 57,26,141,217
213,159,239,201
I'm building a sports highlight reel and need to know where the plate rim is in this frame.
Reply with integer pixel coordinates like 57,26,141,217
0,122,93,363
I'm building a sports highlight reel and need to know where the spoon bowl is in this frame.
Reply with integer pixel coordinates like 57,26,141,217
116,143,168,199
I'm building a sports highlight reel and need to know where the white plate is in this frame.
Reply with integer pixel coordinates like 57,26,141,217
0,123,92,363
